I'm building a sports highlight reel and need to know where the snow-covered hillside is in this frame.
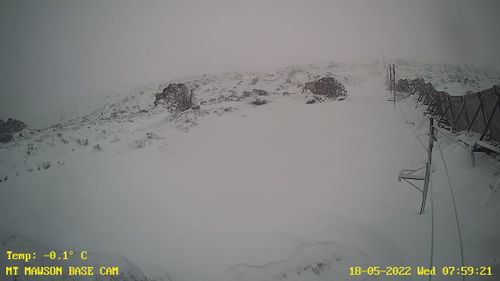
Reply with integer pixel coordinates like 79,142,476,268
0,62,362,183
1,61,499,281
394,60,500,96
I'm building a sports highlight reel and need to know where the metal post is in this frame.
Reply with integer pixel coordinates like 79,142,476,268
392,64,396,108
387,66,390,88
420,117,435,215
393,64,396,109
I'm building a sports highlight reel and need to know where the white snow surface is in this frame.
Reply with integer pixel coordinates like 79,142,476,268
0,62,499,281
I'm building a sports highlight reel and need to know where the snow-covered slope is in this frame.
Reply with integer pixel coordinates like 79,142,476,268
394,60,500,95
0,61,499,281
0,62,363,183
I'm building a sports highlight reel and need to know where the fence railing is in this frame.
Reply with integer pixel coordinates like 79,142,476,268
394,77,500,144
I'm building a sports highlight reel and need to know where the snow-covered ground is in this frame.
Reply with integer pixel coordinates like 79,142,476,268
0,62,499,281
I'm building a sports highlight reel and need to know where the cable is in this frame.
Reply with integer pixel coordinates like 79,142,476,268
397,97,428,152
397,94,464,281
402,95,472,151
397,96,435,281
402,95,425,121
435,132,466,281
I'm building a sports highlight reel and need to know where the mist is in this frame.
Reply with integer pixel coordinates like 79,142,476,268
1,0,499,128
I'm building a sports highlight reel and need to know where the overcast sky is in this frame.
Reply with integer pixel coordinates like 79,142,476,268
1,0,500,127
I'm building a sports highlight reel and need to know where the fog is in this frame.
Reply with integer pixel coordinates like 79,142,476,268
1,0,499,128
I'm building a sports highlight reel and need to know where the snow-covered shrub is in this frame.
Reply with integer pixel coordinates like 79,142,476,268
0,134,13,143
253,89,269,96
301,77,347,98
242,91,254,98
154,83,195,113
38,161,51,170
76,138,89,146
250,98,267,106
0,118,26,143
306,95,325,104
26,143,36,155
0,118,26,134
